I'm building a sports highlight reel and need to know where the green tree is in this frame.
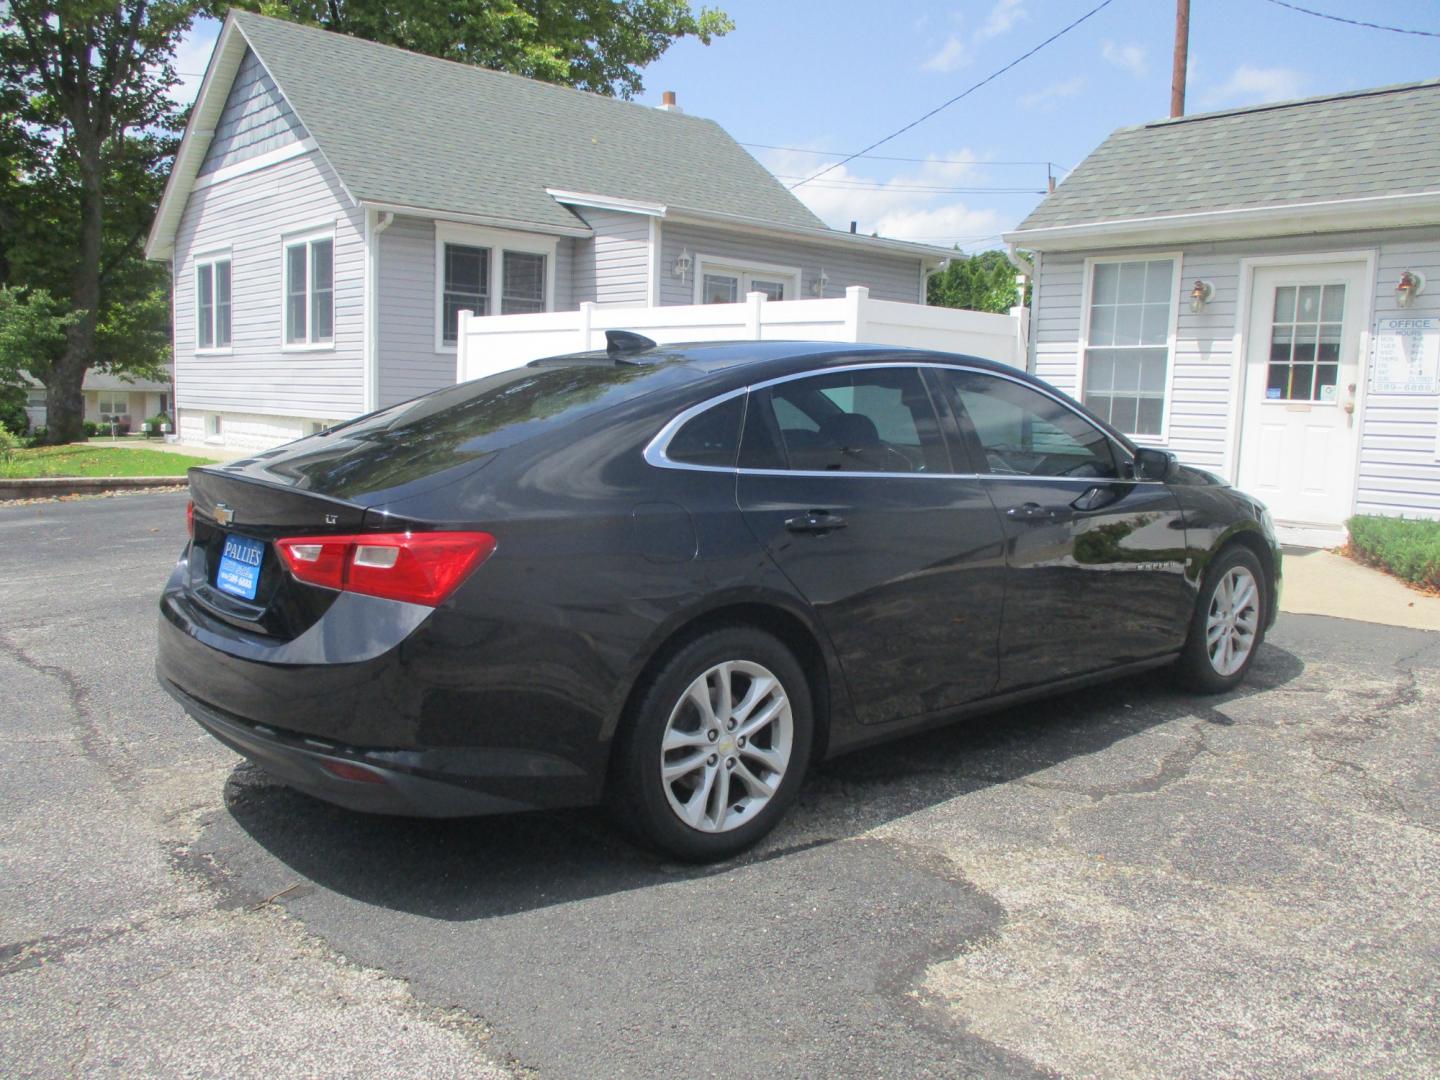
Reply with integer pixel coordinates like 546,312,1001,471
928,249,1025,314
1,1,193,443
231,1,733,98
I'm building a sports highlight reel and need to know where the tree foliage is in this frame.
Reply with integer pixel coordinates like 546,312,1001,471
0,1,194,442
927,249,1024,314
230,1,733,98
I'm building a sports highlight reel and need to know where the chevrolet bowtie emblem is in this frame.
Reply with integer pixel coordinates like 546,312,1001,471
214,503,236,526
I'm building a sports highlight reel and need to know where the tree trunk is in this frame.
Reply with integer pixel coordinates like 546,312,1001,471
45,132,105,445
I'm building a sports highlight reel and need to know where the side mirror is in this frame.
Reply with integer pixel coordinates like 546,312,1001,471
1134,447,1178,482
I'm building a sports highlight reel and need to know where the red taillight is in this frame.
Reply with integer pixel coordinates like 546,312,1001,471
275,531,496,607
186,499,195,538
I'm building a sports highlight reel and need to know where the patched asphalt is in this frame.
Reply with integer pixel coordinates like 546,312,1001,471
1,493,1436,1078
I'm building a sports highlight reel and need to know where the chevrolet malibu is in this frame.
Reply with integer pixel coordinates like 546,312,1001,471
158,338,1281,861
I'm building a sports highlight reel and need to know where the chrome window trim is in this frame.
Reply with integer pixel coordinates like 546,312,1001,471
643,360,1163,483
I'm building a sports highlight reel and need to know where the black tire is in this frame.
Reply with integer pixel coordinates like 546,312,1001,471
1175,545,1268,694
611,626,813,862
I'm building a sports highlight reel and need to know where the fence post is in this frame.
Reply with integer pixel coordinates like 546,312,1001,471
1009,304,1030,371
844,286,870,342
580,301,595,352
745,291,766,339
456,309,473,382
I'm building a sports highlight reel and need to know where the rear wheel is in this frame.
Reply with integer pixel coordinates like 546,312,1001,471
1176,545,1267,693
613,627,813,862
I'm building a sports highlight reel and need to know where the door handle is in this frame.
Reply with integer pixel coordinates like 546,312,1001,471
1070,486,1119,512
784,510,847,534
1005,502,1056,522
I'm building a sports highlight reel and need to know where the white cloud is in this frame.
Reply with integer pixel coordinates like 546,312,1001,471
1019,76,1086,111
1203,64,1308,107
1101,40,1148,78
761,146,1009,250
164,17,222,105
978,0,1027,41
922,34,971,73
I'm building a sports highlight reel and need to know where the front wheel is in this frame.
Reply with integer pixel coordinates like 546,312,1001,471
1175,546,1267,693
612,627,813,862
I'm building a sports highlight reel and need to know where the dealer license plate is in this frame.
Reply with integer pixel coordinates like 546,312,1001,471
215,534,265,601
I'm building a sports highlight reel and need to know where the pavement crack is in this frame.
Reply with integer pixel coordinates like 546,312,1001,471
0,631,140,792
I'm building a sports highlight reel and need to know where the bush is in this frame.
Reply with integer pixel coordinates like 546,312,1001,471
1346,515,1440,591
27,425,47,446
82,420,99,438
0,386,29,436
0,426,20,470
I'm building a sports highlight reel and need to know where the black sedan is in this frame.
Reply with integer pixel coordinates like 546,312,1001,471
157,338,1281,861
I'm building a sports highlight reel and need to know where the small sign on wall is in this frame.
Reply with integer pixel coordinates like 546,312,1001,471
1370,316,1440,394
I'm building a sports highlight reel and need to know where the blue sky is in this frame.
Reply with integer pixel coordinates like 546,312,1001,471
172,1,1437,250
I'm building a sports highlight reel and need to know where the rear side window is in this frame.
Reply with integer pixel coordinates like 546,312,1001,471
938,369,1119,479
665,395,744,468
741,367,949,474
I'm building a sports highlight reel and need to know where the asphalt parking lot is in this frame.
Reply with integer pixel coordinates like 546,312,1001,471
2,492,1437,1078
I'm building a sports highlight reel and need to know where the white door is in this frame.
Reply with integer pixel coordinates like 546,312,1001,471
1237,263,1367,531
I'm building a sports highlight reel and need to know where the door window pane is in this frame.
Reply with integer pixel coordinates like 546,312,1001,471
941,370,1119,479
1265,282,1345,401
756,368,948,474
1084,259,1173,435
501,251,546,314
750,279,786,301
703,273,739,304
443,243,489,343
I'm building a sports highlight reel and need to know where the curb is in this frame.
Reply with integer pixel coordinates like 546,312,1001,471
0,476,187,501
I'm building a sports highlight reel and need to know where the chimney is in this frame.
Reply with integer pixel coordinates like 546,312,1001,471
658,90,682,113
849,221,857,233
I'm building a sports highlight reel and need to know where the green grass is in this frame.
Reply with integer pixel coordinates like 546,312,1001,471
1346,515,1440,592
0,443,211,479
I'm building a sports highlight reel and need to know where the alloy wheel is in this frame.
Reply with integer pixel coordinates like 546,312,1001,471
1205,565,1260,676
659,660,794,833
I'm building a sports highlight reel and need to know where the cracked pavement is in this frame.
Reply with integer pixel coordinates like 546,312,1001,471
2,492,1437,1078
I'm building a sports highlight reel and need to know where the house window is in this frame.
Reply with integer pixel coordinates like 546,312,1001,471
208,414,223,437
436,227,554,348
99,394,128,418
1082,258,1175,437
196,257,232,349
695,257,799,304
26,388,46,407
284,234,334,346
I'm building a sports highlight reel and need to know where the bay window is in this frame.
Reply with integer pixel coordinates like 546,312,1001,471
1081,257,1176,437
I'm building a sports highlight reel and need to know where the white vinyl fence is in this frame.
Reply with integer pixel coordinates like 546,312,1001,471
456,286,1027,383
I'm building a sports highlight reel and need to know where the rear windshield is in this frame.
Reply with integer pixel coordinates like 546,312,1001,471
250,361,698,500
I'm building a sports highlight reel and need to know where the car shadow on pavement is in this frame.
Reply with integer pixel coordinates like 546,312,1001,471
217,641,1304,921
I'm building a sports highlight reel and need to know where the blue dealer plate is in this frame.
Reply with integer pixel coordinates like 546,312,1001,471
216,534,265,601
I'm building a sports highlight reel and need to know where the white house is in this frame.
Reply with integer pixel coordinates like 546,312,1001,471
1005,80,1440,546
145,11,959,452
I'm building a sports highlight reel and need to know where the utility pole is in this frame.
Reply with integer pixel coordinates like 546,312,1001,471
1171,0,1190,117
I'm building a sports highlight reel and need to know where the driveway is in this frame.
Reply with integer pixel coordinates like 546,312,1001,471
2,493,1436,1078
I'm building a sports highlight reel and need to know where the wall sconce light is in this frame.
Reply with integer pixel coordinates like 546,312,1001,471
673,247,692,281
1396,269,1427,308
812,268,829,297
1189,279,1215,313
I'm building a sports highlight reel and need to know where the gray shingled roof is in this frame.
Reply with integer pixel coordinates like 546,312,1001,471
231,10,824,233
1014,80,1440,233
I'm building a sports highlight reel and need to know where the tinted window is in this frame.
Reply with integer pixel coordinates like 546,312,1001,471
666,395,743,468
940,370,1119,479
746,368,948,474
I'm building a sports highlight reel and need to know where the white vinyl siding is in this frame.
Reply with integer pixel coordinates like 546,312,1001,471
198,48,308,176
660,221,924,307
571,207,652,307
172,146,365,421
1030,225,1440,519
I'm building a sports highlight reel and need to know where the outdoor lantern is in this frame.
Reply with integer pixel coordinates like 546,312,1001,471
1189,279,1214,313
673,247,692,281
1396,269,1426,308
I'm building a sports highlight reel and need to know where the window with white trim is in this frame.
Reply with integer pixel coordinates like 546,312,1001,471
196,257,232,350
98,394,128,419
437,228,552,346
1082,258,1175,437
284,234,334,346
696,258,799,304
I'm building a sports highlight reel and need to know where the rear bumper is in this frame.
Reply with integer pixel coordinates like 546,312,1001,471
161,675,567,817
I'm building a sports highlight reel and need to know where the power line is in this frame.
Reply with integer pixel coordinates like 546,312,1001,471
1260,0,1440,37
772,174,1044,194
744,142,1061,168
789,0,1115,190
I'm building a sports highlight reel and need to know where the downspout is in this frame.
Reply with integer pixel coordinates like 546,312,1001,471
364,210,395,412
1006,242,1037,373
